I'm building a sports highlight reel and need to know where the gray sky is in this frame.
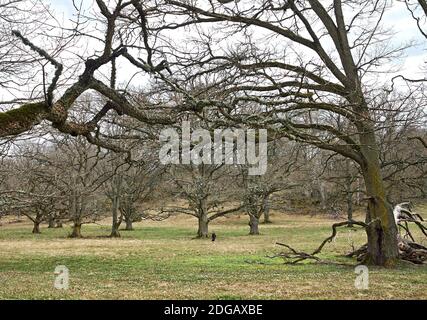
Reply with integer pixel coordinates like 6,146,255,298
48,0,427,79
1,0,425,104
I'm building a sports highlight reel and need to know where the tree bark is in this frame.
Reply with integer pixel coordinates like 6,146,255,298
347,84,399,266
32,221,41,234
125,218,134,231
345,164,353,227
110,225,121,237
197,212,209,238
319,182,327,210
70,223,82,238
48,215,56,228
249,214,260,235
263,196,272,224
356,178,362,206
360,136,399,266
347,193,353,228
110,196,121,238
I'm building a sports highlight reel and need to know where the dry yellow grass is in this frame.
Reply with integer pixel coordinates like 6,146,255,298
0,207,426,300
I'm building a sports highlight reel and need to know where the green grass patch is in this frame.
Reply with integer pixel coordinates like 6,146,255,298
0,212,426,300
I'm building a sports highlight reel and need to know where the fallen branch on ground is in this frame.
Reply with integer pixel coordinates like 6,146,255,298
273,204,427,265
273,220,366,265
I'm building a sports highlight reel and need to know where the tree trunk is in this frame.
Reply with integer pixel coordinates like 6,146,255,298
345,166,353,228
355,178,362,206
70,223,82,238
346,180,353,228
249,214,260,235
263,196,271,224
319,182,327,210
360,135,398,266
197,213,209,238
110,224,121,238
48,216,56,228
347,192,353,228
125,218,134,231
32,221,41,234
110,196,121,238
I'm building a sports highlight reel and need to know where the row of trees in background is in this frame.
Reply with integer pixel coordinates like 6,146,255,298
1,107,425,238
0,0,426,265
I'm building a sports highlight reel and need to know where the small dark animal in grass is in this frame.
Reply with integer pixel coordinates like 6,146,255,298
211,233,217,242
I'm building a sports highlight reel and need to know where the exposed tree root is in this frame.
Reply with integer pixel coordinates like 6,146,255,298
346,239,427,265
345,244,368,261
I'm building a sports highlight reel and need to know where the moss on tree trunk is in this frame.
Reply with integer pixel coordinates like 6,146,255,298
359,132,399,267
0,102,48,137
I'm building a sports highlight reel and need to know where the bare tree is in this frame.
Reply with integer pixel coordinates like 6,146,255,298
154,0,418,265
0,0,424,266
102,149,162,235
0,142,64,233
165,163,243,238
48,135,107,238
120,162,162,231
0,0,175,145
104,158,124,237
240,140,302,235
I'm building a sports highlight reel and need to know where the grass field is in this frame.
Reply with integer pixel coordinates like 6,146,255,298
0,207,426,300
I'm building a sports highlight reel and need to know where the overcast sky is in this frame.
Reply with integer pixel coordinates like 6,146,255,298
1,0,425,104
